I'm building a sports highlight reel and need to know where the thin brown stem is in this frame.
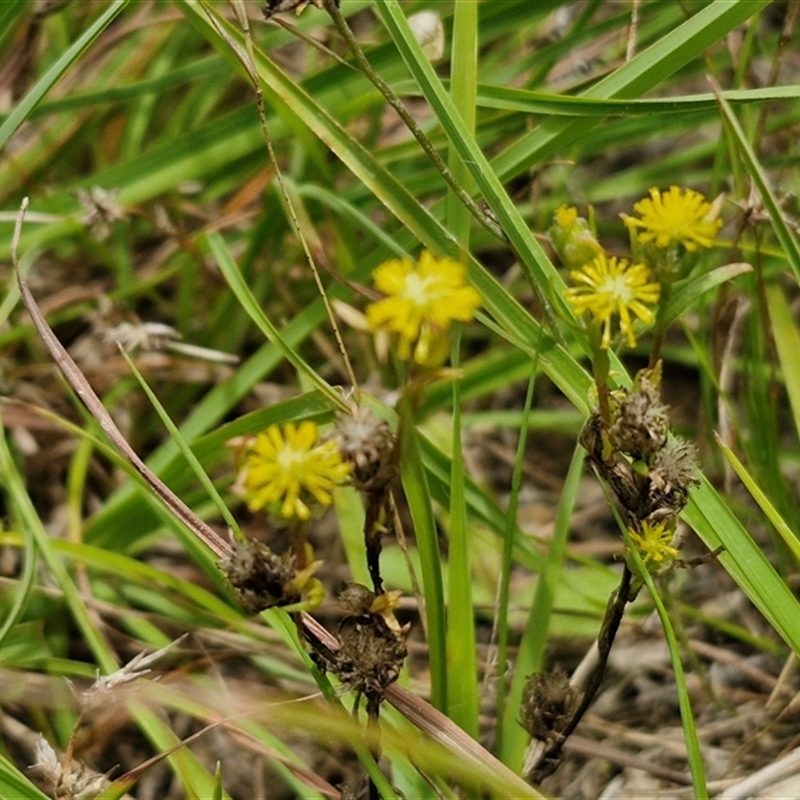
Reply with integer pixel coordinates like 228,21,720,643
321,0,506,242
526,565,633,783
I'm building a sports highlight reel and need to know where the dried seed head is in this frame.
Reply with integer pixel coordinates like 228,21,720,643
31,736,109,799
520,671,579,742
580,363,699,548
311,586,408,701
608,367,669,459
76,186,126,239
77,636,186,709
648,437,699,515
219,539,301,614
334,613,408,699
333,404,396,491
263,0,326,19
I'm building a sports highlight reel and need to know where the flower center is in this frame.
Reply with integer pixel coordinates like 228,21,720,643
600,274,633,304
402,272,435,305
660,205,693,236
277,444,307,472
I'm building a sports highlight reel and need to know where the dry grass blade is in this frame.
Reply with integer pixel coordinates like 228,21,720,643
11,200,232,561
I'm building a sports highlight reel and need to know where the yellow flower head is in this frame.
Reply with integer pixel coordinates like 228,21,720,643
563,253,660,349
622,186,722,252
627,519,679,570
236,421,351,521
366,250,481,366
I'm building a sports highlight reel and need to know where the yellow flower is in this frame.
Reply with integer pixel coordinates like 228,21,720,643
366,250,481,365
237,421,351,521
622,186,722,252
563,254,660,348
627,519,679,568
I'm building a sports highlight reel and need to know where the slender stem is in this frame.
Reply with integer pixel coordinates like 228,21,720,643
292,520,310,570
322,0,506,242
206,0,360,393
592,339,612,429
649,279,673,368
565,565,632,739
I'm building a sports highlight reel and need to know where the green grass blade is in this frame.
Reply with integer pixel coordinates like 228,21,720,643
500,443,584,771
445,329,478,737
715,432,800,566
492,1,771,179
446,0,477,249
0,473,38,649
470,83,800,117
659,262,753,329
627,548,708,799
714,85,800,285
417,431,543,573
0,407,116,673
118,347,242,540
51,538,238,620
399,393,447,713
0,751,51,800
494,365,536,761
203,231,347,412
683,477,800,655
127,702,233,800
0,0,129,151
766,283,800,443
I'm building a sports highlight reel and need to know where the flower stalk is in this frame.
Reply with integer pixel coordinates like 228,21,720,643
538,188,720,781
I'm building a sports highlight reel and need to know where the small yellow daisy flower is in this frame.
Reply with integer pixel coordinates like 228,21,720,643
622,186,722,252
236,421,351,521
563,253,660,349
627,519,679,568
366,250,481,366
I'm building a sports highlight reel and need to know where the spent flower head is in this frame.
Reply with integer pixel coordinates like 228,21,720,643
649,437,699,515
220,538,324,612
235,421,351,521
563,253,660,349
76,637,185,708
32,736,109,799
608,364,669,459
334,403,396,491
366,250,481,366
622,186,722,253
